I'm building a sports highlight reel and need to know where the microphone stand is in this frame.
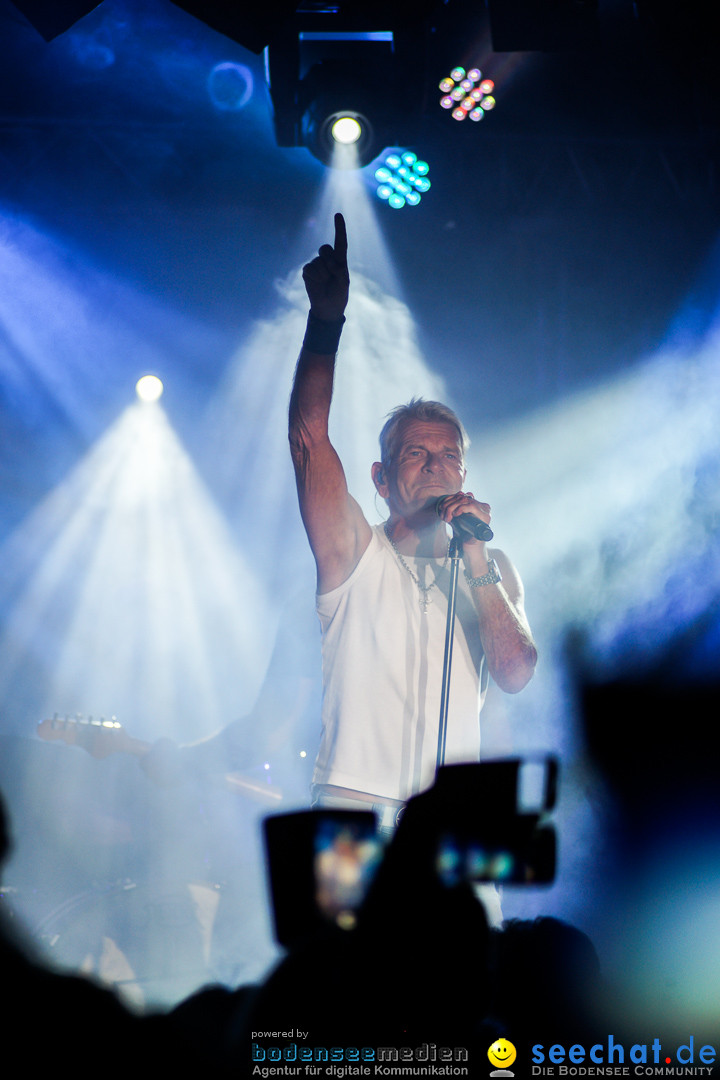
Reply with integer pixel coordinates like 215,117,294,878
436,535,463,771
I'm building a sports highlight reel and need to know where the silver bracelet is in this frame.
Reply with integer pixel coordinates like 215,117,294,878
464,558,502,587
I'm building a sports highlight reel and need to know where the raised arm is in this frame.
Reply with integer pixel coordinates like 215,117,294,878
289,213,372,594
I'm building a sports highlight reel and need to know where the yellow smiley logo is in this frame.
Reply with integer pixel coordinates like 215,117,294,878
488,1039,517,1069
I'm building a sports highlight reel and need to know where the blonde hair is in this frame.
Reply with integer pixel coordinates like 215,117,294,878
379,398,469,467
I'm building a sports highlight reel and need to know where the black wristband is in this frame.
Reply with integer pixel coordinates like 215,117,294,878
302,311,346,354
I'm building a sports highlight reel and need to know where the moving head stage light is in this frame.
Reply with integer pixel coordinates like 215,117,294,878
265,12,429,169
297,59,383,168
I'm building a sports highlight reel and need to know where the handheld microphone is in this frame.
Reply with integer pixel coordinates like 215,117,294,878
435,498,494,542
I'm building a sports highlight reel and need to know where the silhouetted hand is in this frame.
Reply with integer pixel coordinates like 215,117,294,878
302,212,349,321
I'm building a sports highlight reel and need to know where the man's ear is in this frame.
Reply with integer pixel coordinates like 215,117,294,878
372,461,389,498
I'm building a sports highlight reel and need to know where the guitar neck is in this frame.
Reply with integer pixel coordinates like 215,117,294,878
37,715,285,804
37,716,151,760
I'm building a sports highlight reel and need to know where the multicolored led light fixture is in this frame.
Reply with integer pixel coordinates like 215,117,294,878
439,67,496,122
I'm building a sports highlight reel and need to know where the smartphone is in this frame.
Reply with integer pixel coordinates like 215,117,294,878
264,809,384,947
432,758,558,885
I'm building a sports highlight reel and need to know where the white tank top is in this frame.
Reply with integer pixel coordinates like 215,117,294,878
314,524,488,801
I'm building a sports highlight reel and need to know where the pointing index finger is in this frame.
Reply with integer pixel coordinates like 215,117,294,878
333,212,348,263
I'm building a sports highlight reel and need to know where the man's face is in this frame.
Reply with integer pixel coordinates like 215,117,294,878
376,419,466,519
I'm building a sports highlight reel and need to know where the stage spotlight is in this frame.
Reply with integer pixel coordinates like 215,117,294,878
267,30,405,170
374,151,430,210
439,67,496,123
331,115,363,145
300,75,380,169
135,374,163,402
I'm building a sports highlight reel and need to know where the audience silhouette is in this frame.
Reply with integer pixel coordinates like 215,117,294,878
5,667,717,1074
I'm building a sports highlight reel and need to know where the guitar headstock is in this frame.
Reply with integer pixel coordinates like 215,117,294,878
37,714,132,759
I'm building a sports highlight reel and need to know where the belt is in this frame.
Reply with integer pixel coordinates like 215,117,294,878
373,802,406,830
311,787,406,831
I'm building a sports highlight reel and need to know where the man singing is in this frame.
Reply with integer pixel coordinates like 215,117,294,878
289,213,537,832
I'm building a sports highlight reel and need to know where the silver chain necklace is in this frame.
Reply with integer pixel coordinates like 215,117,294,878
384,522,449,614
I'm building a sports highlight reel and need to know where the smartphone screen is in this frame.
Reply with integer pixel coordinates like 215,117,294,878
313,815,384,929
264,809,384,946
435,824,555,885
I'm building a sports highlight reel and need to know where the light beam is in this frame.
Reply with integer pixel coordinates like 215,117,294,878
0,401,274,738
